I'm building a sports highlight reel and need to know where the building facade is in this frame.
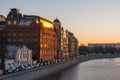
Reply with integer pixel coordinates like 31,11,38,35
6,46,32,67
54,19,62,59
68,31,78,57
88,43,116,48
54,19,78,59
61,29,69,58
54,19,69,59
16,46,32,66
5,8,57,63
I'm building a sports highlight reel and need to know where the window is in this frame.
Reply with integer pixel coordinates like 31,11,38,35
19,39,23,42
13,21,17,25
11,15,14,18
8,39,11,42
19,32,23,36
23,54,27,58
34,39,37,42
8,21,11,25
41,44,43,48
13,32,16,37
8,33,11,36
13,39,16,42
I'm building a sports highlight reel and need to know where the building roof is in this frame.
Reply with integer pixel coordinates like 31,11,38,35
23,15,53,24
7,8,22,19
54,18,60,23
6,45,18,51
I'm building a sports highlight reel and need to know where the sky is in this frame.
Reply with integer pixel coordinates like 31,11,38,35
1,0,120,45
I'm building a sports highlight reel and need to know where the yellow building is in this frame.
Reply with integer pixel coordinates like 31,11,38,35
40,17,57,62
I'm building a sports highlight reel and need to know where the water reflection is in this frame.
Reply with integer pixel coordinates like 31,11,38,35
42,58,120,80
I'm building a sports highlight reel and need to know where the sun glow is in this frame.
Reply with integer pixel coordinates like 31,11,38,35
40,19,53,28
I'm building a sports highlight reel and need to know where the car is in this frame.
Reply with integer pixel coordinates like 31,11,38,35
25,66,31,69
18,66,24,71
7,69,13,73
36,63,40,67
7,67,16,73
15,68,19,72
40,63,44,66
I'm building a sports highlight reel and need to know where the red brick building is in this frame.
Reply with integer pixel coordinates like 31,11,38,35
5,8,57,63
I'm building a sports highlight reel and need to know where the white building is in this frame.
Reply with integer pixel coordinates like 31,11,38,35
6,46,32,67
16,46,32,66
115,43,120,48
5,59,14,70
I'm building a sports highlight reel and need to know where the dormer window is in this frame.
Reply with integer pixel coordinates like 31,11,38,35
7,8,22,19
8,21,11,25
11,15,13,18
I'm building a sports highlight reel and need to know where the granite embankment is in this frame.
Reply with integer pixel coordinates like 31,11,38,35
0,55,120,80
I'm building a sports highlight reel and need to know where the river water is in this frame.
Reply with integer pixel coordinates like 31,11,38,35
42,58,120,80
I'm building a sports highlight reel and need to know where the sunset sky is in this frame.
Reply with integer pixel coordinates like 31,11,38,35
1,0,120,45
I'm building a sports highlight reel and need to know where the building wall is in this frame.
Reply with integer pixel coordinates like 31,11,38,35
5,9,57,63
54,19,69,59
88,44,116,48
54,19,62,59
54,19,78,59
16,46,32,66
61,30,69,58
40,26,57,62
6,46,32,68
68,31,78,57
6,20,40,59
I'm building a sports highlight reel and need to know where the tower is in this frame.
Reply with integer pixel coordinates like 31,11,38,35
7,8,22,19
54,18,62,59
6,8,22,26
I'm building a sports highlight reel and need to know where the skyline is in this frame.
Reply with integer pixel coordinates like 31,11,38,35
1,0,120,45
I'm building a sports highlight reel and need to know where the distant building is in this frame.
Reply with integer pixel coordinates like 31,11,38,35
54,18,78,59
54,19,62,59
74,37,79,56
115,43,120,48
68,31,78,57
54,19,69,59
6,8,57,63
62,30,69,58
88,43,120,54
60,28,69,58
88,43,116,48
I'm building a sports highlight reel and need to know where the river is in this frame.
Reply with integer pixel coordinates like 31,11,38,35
41,58,120,80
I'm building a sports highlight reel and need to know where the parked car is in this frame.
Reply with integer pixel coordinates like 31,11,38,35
25,66,31,69
7,67,16,73
18,66,24,71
